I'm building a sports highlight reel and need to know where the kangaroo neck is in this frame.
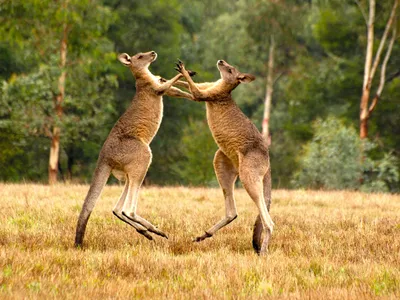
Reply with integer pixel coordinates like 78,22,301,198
205,95,235,112
134,68,157,90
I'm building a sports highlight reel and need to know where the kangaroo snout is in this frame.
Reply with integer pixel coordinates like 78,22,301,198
150,51,157,62
218,60,225,65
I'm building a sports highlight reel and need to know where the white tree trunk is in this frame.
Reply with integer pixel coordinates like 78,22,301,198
49,23,68,185
262,36,275,145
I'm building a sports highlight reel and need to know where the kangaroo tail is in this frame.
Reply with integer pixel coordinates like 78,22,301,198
252,171,272,254
75,162,111,247
252,214,263,254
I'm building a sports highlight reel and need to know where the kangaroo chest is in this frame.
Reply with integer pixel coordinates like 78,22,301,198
117,95,163,144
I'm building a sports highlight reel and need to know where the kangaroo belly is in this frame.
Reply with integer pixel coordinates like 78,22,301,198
206,102,267,165
112,169,126,181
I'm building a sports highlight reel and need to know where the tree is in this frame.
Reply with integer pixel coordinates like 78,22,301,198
359,0,399,139
245,0,307,144
0,0,116,184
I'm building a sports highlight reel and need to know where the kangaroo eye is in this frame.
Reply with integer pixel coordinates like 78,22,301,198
228,69,232,74
138,55,143,59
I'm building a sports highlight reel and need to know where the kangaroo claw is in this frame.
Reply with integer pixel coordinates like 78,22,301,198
193,231,212,242
148,228,168,239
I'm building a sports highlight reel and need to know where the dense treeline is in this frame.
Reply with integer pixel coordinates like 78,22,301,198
0,0,399,191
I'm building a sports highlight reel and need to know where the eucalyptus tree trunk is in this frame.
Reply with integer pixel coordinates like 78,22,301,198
359,0,398,139
262,36,275,145
49,23,68,185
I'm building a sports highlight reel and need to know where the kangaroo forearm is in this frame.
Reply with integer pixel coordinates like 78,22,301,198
181,71,208,100
156,74,183,93
174,81,214,91
173,80,190,89
197,82,216,90
165,87,194,100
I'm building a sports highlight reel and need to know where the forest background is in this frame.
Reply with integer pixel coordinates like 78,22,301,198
0,0,399,192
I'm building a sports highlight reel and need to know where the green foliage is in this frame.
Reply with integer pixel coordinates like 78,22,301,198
294,117,399,192
313,8,362,56
361,150,399,193
0,62,117,181
293,117,362,190
171,119,218,186
0,0,118,181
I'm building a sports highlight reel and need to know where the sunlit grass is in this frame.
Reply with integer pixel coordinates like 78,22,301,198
0,184,399,299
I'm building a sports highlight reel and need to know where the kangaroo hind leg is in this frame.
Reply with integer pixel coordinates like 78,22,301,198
194,149,238,242
121,148,168,239
252,172,272,255
239,152,273,255
112,176,153,240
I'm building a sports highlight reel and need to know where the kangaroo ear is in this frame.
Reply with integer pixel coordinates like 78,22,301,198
237,73,256,83
118,53,131,66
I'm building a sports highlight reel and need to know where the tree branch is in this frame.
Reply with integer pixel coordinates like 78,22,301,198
43,122,53,139
273,71,284,86
362,0,375,90
354,0,368,25
376,24,397,97
368,24,397,115
386,70,400,83
369,0,398,81
325,50,350,64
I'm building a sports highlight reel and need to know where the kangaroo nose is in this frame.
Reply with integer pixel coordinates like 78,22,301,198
151,51,156,55
218,60,224,64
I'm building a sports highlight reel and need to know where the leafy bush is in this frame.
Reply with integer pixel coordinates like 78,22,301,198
293,117,399,192
361,150,399,193
293,117,362,190
172,119,218,186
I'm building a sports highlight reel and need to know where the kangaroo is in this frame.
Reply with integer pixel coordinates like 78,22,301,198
174,59,273,255
75,51,194,247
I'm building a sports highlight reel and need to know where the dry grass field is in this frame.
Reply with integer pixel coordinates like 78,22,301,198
0,183,399,299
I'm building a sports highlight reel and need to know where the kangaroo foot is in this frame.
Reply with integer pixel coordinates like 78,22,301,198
193,231,212,242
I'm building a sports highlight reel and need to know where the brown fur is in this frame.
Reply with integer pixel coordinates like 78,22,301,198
75,51,193,247
175,60,273,255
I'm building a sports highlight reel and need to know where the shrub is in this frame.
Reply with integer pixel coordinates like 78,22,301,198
172,119,218,186
293,117,399,192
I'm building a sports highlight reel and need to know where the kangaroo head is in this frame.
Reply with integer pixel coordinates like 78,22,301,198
217,60,255,90
118,51,157,76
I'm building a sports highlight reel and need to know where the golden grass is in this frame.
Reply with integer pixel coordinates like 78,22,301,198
0,184,399,299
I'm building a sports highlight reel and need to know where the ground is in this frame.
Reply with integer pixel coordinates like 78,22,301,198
0,184,399,299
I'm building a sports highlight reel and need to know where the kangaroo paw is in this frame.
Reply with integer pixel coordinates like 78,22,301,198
193,231,212,242
187,70,196,77
148,227,168,239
